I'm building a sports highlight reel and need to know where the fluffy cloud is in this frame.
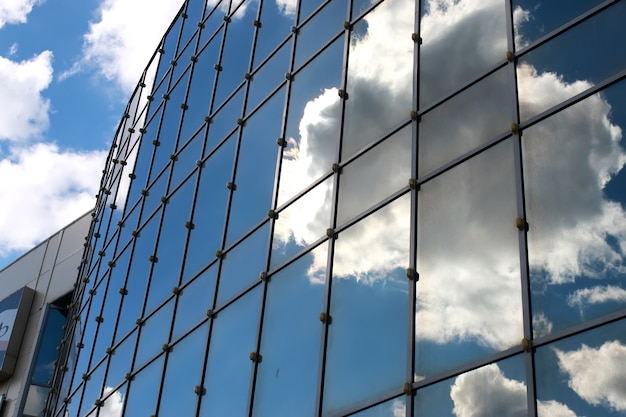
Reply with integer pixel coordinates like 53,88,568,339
0,51,53,141
82,0,184,91
555,340,626,412
450,363,577,417
567,285,626,310
0,143,106,255
272,0,626,351
99,387,124,417
0,0,42,28
275,0,297,15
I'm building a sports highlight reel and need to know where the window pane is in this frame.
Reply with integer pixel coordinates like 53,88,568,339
416,140,522,377
324,194,410,415
523,80,626,337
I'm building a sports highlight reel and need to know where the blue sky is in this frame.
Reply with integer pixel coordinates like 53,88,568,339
0,0,184,270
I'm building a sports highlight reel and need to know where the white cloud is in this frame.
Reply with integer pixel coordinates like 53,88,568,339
99,387,124,417
555,340,626,412
0,0,43,28
532,313,553,339
0,143,106,255
275,0,297,16
567,285,626,309
0,51,53,141
81,0,184,92
450,363,577,417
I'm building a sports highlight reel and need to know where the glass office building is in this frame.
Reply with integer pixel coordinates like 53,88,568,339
47,0,626,416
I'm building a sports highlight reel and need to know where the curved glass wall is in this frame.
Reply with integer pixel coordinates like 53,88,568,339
47,0,626,416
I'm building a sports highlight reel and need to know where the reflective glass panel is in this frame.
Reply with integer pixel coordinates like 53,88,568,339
247,43,290,112
105,331,136,391
324,194,410,415
170,132,202,190
418,66,509,176
133,300,174,370
534,320,626,417
517,1,626,121
183,135,236,282
523,81,626,337
158,326,207,416
145,177,195,314
416,140,522,376
512,0,605,50
251,243,328,417
342,0,413,160
278,37,344,205
205,89,244,152
123,355,164,417
252,0,293,66
352,397,405,417
294,0,346,69
78,362,105,417
218,223,269,305
172,264,217,340
271,176,333,269
199,286,261,417
415,355,527,417
337,125,411,225
419,0,507,107
226,89,284,245
213,8,255,108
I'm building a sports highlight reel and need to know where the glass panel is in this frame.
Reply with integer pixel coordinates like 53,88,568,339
298,0,325,24
91,275,118,364
133,300,174,371
213,10,255,108
523,81,626,337
414,355,527,417
156,71,189,154
517,1,626,121
105,332,137,391
205,89,244,153
534,320,626,417
171,132,202,190
271,176,333,269
247,42,290,112
419,0,507,107
199,5,226,50
145,177,196,314
141,172,168,223
294,0,346,70
352,397,405,417
183,135,236,282
123,355,165,417
416,140,522,377
513,0,606,50
251,243,328,417
226,89,284,245
218,223,269,305
23,385,48,417
199,286,261,417
173,265,217,340
323,194,410,415
252,0,293,67
418,66,509,176
278,37,344,206
342,0,414,160
183,33,222,138
177,11,200,61
337,125,411,225
78,362,105,417
116,215,160,339
158,326,207,416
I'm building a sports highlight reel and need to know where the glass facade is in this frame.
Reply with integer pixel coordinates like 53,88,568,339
48,0,626,416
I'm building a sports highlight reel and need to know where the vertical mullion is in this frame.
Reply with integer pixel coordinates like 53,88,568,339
406,0,420,415
505,1,537,417
316,0,351,415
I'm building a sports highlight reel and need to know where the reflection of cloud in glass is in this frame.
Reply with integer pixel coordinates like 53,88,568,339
275,0,296,16
276,0,626,348
99,387,124,417
451,363,576,417
555,340,626,412
567,285,626,311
